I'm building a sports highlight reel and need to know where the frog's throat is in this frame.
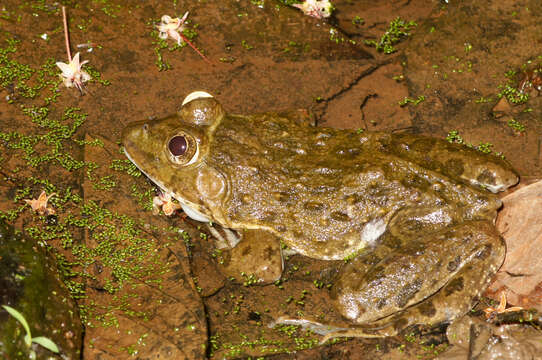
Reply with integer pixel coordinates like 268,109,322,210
123,148,211,222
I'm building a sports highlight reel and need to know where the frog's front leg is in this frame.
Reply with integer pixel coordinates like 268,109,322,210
326,220,505,340
208,227,283,285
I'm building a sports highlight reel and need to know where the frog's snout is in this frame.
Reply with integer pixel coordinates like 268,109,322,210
122,120,148,149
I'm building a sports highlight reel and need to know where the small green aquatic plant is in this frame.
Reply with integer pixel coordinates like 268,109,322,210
365,17,417,54
1,305,60,358
398,95,425,107
507,118,526,133
497,84,529,104
445,131,497,155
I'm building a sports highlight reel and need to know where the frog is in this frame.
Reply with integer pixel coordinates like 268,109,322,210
122,91,519,340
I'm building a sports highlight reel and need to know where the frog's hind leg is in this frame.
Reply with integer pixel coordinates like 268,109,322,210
388,133,518,193
315,220,505,342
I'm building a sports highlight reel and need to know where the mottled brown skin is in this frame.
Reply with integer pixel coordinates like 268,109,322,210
122,93,518,338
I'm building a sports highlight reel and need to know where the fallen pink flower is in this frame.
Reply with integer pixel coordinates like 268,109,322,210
24,190,56,216
56,52,91,93
157,12,189,46
156,12,212,64
153,191,181,216
293,0,333,19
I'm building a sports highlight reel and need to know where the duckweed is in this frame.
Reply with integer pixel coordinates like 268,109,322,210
365,17,417,54
498,84,529,104
507,118,526,133
0,38,59,101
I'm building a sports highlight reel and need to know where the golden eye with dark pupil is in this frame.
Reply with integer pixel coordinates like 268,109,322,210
166,133,198,166
168,135,187,156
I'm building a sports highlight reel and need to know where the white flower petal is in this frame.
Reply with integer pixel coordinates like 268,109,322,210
56,62,73,76
161,15,171,23
169,31,183,45
158,31,168,39
72,52,81,66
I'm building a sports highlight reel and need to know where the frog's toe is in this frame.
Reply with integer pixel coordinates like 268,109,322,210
270,317,396,344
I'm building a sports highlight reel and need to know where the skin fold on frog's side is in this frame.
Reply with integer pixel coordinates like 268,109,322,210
122,91,519,340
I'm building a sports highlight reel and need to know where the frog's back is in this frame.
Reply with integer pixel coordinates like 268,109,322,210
207,114,507,260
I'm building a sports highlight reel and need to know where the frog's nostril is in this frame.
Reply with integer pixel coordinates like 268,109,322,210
168,135,188,156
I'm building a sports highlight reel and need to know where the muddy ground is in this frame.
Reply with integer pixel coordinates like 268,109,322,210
0,0,541,359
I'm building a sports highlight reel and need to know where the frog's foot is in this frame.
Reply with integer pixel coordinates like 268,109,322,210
212,228,283,285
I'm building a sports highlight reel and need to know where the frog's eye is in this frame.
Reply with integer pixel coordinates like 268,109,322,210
167,133,198,166
179,92,225,129
169,136,187,156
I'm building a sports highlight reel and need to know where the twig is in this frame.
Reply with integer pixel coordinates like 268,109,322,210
180,34,212,65
62,6,72,62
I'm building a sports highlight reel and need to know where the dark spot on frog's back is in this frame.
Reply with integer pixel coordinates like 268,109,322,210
396,278,423,308
304,201,325,211
273,191,294,204
401,174,431,190
444,158,465,177
330,211,350,222
263,246,275,260
418,300,437,317
447,255,462,272
444,277,464,296
475,244,492,260
476,169,497,185
241,245,252,256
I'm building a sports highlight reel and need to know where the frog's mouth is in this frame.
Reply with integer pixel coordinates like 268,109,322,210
123,149,211,223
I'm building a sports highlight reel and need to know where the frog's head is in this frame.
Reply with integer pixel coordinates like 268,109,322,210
122,91,228,223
